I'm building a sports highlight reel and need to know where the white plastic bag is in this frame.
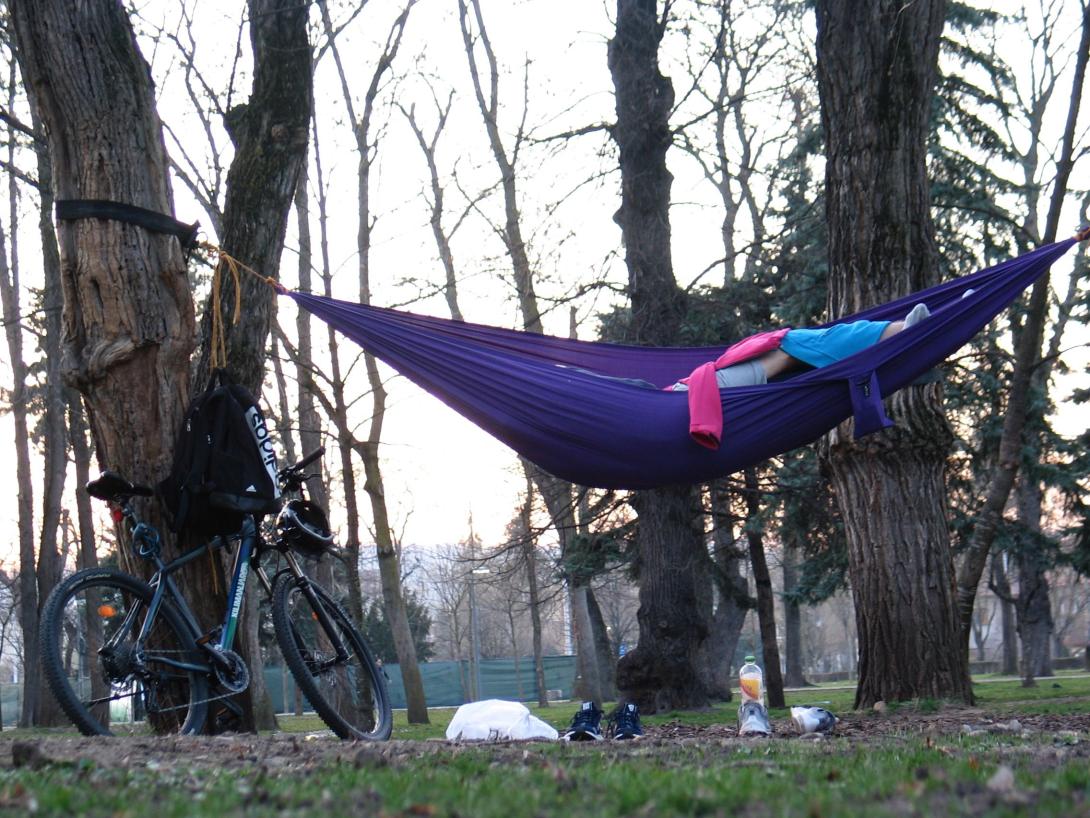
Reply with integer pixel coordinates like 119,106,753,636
445,699,559,741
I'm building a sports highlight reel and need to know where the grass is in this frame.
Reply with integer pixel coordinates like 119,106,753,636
2,675,1089,817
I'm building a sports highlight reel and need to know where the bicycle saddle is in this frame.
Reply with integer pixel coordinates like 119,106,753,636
86,471,154,501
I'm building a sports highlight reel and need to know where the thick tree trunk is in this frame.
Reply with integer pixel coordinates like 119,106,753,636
191,0,311,733
617,486,709,712
11,0,198,722
193,0,312,390
610,0,706,712
814,0,972,708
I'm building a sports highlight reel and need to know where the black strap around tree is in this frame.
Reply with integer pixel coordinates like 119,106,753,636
55,199,199,250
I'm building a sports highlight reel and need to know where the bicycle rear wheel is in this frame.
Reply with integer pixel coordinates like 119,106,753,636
39,567,209,736
272,573,392,740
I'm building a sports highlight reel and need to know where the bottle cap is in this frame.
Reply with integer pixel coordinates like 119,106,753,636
744,655,756,663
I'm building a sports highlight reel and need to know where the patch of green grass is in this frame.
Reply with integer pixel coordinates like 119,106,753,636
4,673,1088,816
4,730,1090,817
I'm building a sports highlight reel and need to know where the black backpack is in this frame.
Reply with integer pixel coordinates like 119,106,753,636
159,369,282,536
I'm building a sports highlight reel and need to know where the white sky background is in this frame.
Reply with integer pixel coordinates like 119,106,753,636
1,0,1088,561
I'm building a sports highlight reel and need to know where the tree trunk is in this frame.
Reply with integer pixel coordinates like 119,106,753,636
292,154,328,511
1015,478,1053,683
569,582,605,704
11,0,199,722
617,486,709,712
991,554,1019,675
536,476,606,704
520,473,548,707
954,3,1089,649
0,192,36,730
743,468,785,708
609,0,706,713
318,0,427,725
586,588,617,700
700,485,749,701
782,540,807,687
814,0,972,708
192,0,311,733
30,107,68,727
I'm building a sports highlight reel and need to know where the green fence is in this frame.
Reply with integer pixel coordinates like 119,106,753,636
264,655,578,713
0,655,578,726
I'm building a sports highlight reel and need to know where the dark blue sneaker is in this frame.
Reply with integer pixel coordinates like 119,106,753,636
609,702,642,740
562,701,604,741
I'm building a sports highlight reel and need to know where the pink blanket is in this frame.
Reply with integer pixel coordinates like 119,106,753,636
683,329,790,450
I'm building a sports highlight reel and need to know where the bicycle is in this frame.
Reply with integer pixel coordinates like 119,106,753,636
39,447,393,740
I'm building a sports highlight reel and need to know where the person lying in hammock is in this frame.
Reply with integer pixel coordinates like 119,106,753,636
669,302,932,391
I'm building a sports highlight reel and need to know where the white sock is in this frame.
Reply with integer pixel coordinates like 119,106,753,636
903,303,931,328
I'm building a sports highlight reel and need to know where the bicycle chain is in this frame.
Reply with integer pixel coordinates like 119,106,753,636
119,647,251,716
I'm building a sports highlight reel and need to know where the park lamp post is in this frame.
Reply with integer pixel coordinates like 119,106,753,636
468,566,490,701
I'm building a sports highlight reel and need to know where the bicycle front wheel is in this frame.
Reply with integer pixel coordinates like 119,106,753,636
272,573,392,740
39,567,209,736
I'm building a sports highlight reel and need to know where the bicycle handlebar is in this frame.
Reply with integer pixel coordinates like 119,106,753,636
295,447,324,471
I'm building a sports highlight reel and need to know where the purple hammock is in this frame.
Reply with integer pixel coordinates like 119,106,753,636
285,239,1077,490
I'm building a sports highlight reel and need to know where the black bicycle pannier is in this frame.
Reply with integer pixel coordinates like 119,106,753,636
158,369,282,535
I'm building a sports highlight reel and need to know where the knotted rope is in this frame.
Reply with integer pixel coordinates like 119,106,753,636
198,241,287,370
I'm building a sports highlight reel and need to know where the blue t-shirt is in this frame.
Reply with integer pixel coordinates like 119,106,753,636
780,320,890,368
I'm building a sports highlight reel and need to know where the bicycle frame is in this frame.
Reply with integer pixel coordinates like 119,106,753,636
121,514,348,681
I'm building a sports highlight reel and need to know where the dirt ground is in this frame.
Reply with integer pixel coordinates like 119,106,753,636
3,710,1088,773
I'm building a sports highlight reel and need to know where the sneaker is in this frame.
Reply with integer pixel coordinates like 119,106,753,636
562,701,604,741
737,701,772,737
609,702,643,740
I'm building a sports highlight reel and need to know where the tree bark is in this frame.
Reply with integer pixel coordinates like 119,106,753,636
519,473,548,707
814,0,973,708
743,468,785,708
29,108,68,727
991,554,1019,675
0,183,36,729
782,540,807,687
1014,478,1053,683
197,0,312,733
11,0,198,722
610,0,707,713
698,484,748,701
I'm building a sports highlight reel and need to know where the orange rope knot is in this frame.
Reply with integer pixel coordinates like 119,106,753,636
1075,225,1090,242
196,241,289,369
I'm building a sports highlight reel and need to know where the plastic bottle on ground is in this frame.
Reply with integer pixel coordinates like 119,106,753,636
738,655,764,706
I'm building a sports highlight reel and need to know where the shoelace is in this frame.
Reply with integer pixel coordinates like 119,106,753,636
568,707,601,733
607,706,640,738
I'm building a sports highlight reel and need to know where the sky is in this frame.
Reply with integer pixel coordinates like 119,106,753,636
1,0,1088,564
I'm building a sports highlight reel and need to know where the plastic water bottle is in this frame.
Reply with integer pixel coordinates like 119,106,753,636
738,655,764,705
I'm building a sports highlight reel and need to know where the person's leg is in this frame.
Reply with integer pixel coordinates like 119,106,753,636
879,303,930,341
756,348,800,380
670,358,773,391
